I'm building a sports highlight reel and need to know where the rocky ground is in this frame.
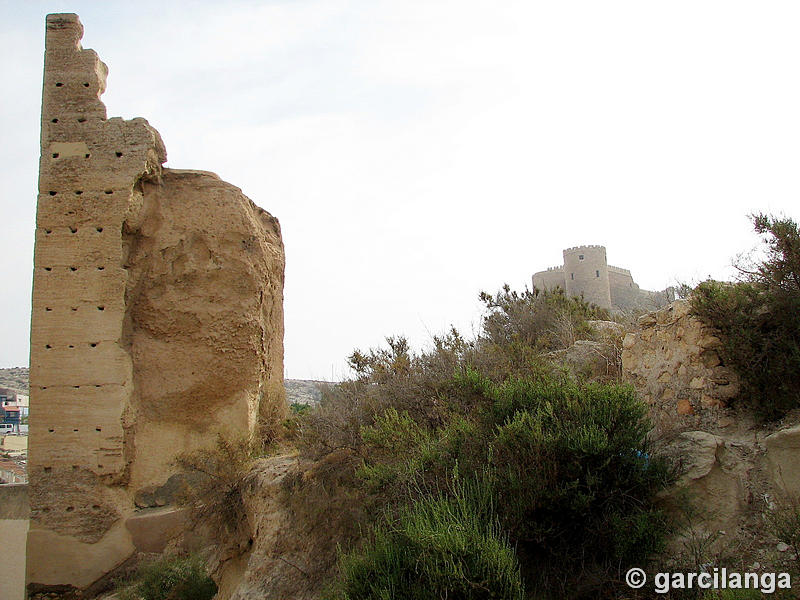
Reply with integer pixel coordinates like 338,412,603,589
284,379,331,406
0,367,28,394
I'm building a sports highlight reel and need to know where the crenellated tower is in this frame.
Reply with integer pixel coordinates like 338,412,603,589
562,245,612,310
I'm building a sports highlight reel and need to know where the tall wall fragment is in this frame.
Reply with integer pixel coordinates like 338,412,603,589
28,13,285,592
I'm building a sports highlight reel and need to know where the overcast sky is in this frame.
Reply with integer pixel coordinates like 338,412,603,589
1,1,798,380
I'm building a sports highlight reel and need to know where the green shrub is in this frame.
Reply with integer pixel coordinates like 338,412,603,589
480,284,609,353
300,283,673,597
290,401,310,414
118,555,217,600
300,284,612,459
332,474,525,600
691,214,800,418
475,285,610,381
350,372,672,596
461,371,672,591
356,408,482,499
355,408,433,493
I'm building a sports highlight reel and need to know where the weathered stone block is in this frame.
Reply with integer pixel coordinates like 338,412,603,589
765,425,800,497
125,508,188,553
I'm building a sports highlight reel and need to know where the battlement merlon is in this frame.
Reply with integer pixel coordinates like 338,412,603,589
608,265,632,276
564,244,606,253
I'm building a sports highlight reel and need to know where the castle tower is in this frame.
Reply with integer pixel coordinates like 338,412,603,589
563,245,612,310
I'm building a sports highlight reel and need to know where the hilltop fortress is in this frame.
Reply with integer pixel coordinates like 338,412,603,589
532,245,671,311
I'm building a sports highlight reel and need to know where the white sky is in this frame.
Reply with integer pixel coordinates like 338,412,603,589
1,1,798,380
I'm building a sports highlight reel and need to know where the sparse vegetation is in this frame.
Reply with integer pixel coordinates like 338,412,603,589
470,372,671,579
174,435,254,540
765,494,800,574
691,214,800,418
331,473,525,600
700,590,771,600
117,554,216,600
480,284,609,352
297,284,672,597
475,285,610,380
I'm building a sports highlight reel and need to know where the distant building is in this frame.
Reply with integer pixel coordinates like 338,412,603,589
1,406,21,428
0,458,27,484
0,389,27,432
532,245,672,312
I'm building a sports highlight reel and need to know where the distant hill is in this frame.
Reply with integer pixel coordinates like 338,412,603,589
0,367,28,395
0,367,327,406
284,379,332,406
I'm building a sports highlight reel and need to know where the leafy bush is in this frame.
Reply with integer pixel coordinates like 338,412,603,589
462,371,672,588
300,286,611,459
475,285,610,380
331,474,525,600
298,283,671,597
347,371,671,596
355,408,482,501
118,555,216,600
691,214,800,418
480,284,609,352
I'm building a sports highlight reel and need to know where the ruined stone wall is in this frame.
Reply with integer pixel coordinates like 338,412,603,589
28,14,285,592
621,299,739,430
620,300,800,565
620,301,748,547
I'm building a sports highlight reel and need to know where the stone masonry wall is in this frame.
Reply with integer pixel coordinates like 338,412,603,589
621,299,739,430
621,300,800,567
28,14,285,592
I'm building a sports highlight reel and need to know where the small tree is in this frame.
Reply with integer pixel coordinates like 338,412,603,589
479,285,609,353
691,214,800,417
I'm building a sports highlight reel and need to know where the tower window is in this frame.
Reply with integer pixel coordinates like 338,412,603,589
579,254,584,260
596,270,600,277
571,273,574,280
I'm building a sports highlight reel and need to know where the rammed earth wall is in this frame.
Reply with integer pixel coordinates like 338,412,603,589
27,14,285,593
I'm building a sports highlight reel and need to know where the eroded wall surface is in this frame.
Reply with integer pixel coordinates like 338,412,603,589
621,300,739,428
28,13,285,592
0,485,29,600
621,301,800,563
